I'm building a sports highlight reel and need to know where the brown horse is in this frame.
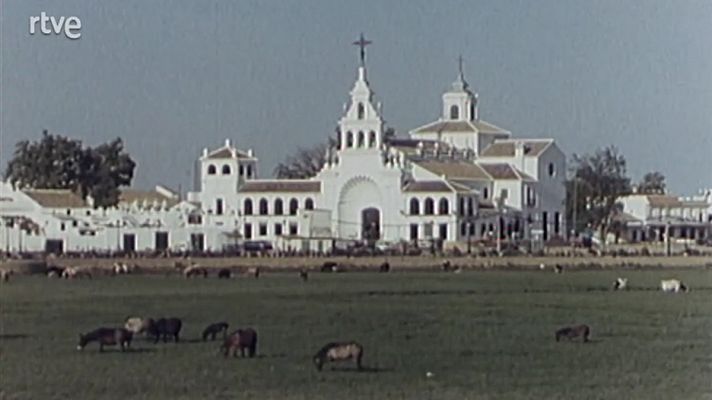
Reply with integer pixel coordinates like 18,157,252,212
555,324,590,343
202,322,229,341
221,328,257,358
77,328,133,352
313,341,363,371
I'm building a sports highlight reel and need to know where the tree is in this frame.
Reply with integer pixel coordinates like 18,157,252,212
565,146,631,244
636,171,666,194
4,130,136,208
273,136,338,179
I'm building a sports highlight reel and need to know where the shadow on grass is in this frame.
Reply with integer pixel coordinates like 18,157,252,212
0,333,30,340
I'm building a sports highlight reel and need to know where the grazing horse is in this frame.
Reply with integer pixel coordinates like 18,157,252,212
245,267,260,279
124,317,154,335
379,262,390,273
555,324,590,343
299,269,309,282
148,318,183,343
320,261,338,273
217,268,232,279
441,260,453,272
184,265,208,278
202,322,229,341
221,328,258,358
0,268,12,282
313,341,363,371
613,277,628,290
62,267,92,279
77,328,133,352
46,266,64,278
661,279,688,293
554,264,564,274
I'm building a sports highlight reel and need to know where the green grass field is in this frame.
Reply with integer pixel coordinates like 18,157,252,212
1,269,711,400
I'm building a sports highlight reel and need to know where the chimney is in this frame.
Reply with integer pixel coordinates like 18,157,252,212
225,138,231,147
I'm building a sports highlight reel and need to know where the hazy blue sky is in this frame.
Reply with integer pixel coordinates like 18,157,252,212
1,0,710,194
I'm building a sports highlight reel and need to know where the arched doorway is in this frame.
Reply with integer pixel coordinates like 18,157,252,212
362,207,380,241
337,177,382,240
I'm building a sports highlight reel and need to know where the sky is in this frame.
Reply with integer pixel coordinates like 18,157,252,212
1,0,711,195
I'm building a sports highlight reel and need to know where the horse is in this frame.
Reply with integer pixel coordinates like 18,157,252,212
379,262,390,273
554,264,564,274
313,341,363,371
245,267,260,279
221,328,258,358
202,322,229,341
613,277,628,290
77,327,133,352
217,268,232,279
299,269,309,282
320,261,338,273
62,267,92,279
661,279,688,293
0,268,12,282
147,317,183,343
124,317,154,335
184,265,208,278
555,324,590,343
46,266,65,278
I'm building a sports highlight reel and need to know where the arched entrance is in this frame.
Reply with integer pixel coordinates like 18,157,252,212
362,207,380,241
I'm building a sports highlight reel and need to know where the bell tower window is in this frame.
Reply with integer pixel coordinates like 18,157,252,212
450,105,459,120
357,102,365,120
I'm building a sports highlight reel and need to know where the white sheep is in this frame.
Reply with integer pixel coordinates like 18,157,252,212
660,279,687,293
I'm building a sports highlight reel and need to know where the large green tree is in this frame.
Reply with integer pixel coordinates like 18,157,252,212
4,130,136,208
565,146,631,243
636,171,666,194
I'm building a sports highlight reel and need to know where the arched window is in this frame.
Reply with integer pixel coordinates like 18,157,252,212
357,102,365,119
409,198,420,215
459,197,465,216
274,198,283,215
368,131,376,148
467,198,474,216
470,103,476,121
347,132,354,148
222,165,231,175
483,187,489,199
424,198,435,215
289,198,298,215
450,105,459,120
438,198,449,215
207,164,217,175
357,131,365,148
239,165,244,176
259,198,268,215
305,198,314,210
246,165,253,178
548,162,556,177
243,198,253,215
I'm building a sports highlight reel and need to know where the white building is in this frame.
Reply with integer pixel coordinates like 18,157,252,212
1,41,567,254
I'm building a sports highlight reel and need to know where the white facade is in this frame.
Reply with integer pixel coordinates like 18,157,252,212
1,47,568,254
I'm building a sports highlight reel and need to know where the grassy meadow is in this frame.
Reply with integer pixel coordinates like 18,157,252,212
1,269,711,399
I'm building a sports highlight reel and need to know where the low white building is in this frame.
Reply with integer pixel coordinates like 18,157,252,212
1,42,567,254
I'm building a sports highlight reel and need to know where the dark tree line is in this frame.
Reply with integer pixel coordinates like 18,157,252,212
4,130,136,208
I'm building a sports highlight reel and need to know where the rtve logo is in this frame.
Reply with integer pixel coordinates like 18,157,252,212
29,12,81,40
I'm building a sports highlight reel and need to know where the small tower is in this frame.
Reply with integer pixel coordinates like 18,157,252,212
338,34,384,152
442,56,478,122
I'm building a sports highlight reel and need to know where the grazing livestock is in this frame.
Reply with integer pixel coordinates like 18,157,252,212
46,266,64,278
124,317,154,335
441,260,453,272
202,322,229,341
660,279,688,293
184,265,208,278
555,324,590,343
313,341,364,371
62,267,92,279
245,267,260,279
613,278,628,290
112,262,136,275
221,328,258,358
147,318,183,343
217,268,232,279
320,261,338,273
77,328,133,352
379,262,390,273
0,268,12,282
553,264,564,274
299,269,309,282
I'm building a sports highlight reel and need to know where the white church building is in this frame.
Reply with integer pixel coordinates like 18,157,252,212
0,40,567,254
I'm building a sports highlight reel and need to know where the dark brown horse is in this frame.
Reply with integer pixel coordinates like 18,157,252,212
313,341,363,371
379,262,390,273
148,318,183,343
299,269,309,282
202,322,229,341
77,328,133,352
221,328,257,358
217,268,232,279
555,324,590,342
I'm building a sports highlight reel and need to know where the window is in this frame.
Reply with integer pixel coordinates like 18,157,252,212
424,223,433,239
289,198,298,215
357,102,365,119
409,198,420,215
274,198,283,215
259,223,267,236
554,211,560,235
358,131,365,148
60,223,65,231
243,199,253,215
239,165,244,176
246,165,253,178
289,223,298,235
305,198,314,210
244,223,252,239
467,198,474,216
155,232,169,251
460,223,467,236
548,162,556,177
347,132,354,148
188,214,202,224
439,223,448,240
450,105,459,120
470,103,475,121
72,220,78,227
369,131,376,147
216,198,224,216
85,210,91,216
459,197,465,216
207,164,217,175
438,198,449,215
410,224,419,240
424,198,434,215
483,187,489,199
66,209,71,215
222,165,231,175
274,223,283,236
259,198,268,215
526,187,536,207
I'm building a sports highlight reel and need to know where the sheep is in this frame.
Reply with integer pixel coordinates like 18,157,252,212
660,279,688,293
612,277,628,290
